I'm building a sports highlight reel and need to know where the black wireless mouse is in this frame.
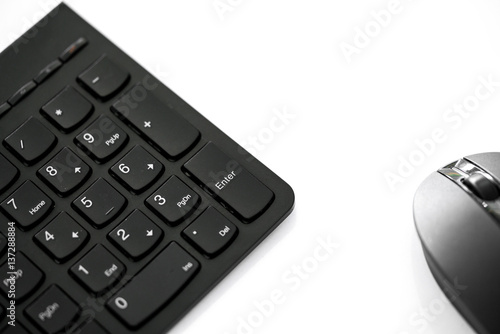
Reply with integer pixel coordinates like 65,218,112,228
414,153,500,334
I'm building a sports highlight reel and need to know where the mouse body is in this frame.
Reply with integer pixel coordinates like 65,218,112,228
414,152,500,334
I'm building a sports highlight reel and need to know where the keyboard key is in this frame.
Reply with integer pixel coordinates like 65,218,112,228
4,117,57,165
110,146,164,193
73,178,126,228
0,153,19,193
184,142,274,221
34,60,62,84
70,244,125,294
75,115,128,163
111,84,200,159
0,252,44,302
25,285,80,334
38,148,91,196
183,207,238,257
108,210,163,260
34,212,89,262
0,102,10,118
107,242,199,328
8,81,36,106
59,37,87,62
146,176,200,226
0,181,54,230
78,55,129,99
41,86,93,132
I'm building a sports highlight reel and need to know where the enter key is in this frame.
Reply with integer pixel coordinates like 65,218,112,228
183,142,274,221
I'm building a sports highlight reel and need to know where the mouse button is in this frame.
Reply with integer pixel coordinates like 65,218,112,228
415,172,500,333
465,152,500,181
451,158,479,174
414,172,500,270
462,173,500,201
439,167,467,182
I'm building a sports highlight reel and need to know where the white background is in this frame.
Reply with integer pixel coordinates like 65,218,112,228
3,1,500,333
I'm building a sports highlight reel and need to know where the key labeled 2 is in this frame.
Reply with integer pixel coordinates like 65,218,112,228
108,210,163,260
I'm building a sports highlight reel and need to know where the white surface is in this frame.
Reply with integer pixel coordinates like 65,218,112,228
4,0,500,333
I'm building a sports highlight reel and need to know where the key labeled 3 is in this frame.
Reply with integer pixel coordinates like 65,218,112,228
146,176,200,226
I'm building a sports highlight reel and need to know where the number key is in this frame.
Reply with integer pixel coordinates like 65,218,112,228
146,176,200,226
34,212,89,262
108,210,163,260
72,178,126,228
38,147,91,196
110,146,164,193
75,115,128,163
70,244,125,294
0,181,53,230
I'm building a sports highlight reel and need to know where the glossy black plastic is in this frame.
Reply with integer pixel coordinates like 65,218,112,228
0,3,294,333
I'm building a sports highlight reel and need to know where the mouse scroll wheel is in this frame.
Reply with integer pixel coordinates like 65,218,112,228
463,172,500,201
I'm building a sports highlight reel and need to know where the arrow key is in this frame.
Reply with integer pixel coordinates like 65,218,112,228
108,210,163,261
35,212,89,262
38,147,91,196
110,146,163,194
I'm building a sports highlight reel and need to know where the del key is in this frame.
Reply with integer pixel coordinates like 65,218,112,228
183,142,274,221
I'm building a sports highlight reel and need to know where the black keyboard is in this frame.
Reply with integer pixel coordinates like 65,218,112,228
0,4,294,333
